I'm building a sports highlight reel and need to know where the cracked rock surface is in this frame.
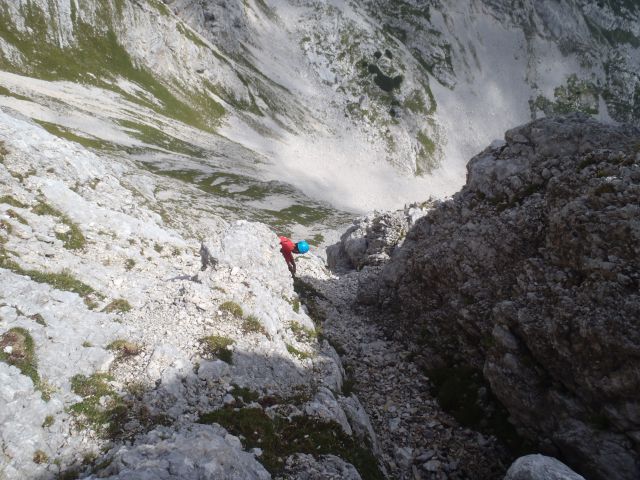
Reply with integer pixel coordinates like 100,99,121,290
356,114,640,480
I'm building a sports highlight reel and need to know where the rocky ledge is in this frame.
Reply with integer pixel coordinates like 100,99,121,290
341,114,640,480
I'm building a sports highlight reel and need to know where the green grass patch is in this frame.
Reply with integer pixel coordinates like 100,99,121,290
34,120,119,152
118,119,206,157
289,321,317,342
7,209,28,225
30,313,46,326
200,335,234,363
0,195,26,208
286,343,312,360
242,315,267,335
139,164,352,231
531,74,600,118
69,372,127,438
124,259,136,271
198,407,383,479
0,327,39,387
31,202,60,217
0,84,31,101
0,219,12,234
0,259,95,297
258,203,339,229
403,90,428,114
42,415,55,428
416,130,438,175
33,450,48,464
106,339,141,357
102,299,132,314
205,79,264,117
219,301,243,318
292,278,328,326
231,385,260,403
32,202,86,250
0,327,53,400
307,233,324,247
292,298,300,313
55,223,86,250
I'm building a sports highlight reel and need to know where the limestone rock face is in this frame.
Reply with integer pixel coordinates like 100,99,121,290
326,204,430,272
505,454,585,480
87,424,271,480
361,114,640,480
282,453,362,480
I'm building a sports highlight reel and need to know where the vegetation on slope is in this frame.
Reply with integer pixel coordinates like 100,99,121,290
0,2,224,132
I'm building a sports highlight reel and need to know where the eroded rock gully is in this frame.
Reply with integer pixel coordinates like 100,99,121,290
295,265,514,480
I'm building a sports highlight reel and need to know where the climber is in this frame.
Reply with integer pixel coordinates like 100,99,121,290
279,236,309,277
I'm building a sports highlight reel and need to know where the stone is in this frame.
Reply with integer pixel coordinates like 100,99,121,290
282,453,362,480
326,203,432,272
303,387,352,436
197,360,231,381
86,425,270,479
423,460,442,472
505,455,586,480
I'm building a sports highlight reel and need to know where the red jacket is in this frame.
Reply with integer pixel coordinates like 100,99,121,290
279,236,295,263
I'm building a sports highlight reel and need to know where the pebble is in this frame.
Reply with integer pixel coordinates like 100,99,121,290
416,450,436,462
424,460,442,472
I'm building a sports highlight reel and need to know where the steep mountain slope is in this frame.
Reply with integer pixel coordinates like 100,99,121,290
0,0,638,216
1,1,639,479
348,114,640,480
0,111,379,479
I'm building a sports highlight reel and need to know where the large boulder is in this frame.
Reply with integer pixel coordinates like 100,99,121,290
326,203,430,272
87,424,270,479
360,114,640,480
505,455,585,480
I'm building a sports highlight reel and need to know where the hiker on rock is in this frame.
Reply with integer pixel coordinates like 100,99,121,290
279,236,309,277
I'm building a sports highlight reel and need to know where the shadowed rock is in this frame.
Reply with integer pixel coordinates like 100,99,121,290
359,114,640,480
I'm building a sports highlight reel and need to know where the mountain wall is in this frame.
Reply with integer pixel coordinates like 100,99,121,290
0,0,639,213
353,114,640,480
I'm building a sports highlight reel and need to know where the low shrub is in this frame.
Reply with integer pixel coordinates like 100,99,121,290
200,335,234,363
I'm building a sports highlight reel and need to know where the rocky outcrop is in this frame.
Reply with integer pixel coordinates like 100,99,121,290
359,114,640,480
326,204,431,272
505,455,585,480
87,424,271,480
281,453,362,480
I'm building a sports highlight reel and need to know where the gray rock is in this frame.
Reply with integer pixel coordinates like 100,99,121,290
423,459,442,472
327,204,431,272
304,387,352,435
198,360,231,381
87,424,270,479
505,455,585,480
416,450,436,462
394,446,413,470
282,453,362,480
338,394,380,453
360,115,640,480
